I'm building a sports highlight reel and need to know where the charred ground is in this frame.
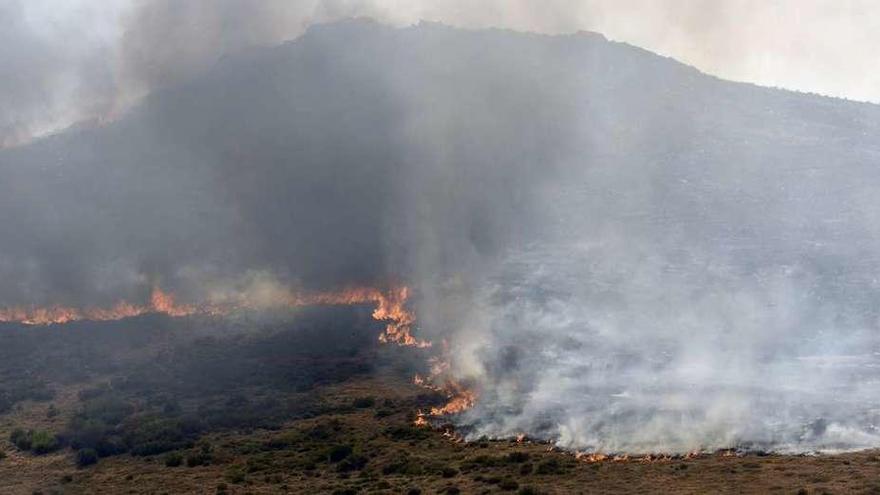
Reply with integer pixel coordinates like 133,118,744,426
0,310,877,495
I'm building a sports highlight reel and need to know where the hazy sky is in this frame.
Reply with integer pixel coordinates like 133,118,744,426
3,0,878,143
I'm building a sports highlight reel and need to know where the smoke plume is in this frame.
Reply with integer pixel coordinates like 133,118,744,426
2,15,880,453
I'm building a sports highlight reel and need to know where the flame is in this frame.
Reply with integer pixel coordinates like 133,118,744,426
0,280,475,423
0,287,199,325
0,284,429,347
429,382,477,416
411,345,479,425
284,285,429,348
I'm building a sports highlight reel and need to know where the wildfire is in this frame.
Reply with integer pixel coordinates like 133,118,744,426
0,280,478,424
290,285,430,348
0,284,429,348
0,287,198,326
412,349,480,426
573,450,715,464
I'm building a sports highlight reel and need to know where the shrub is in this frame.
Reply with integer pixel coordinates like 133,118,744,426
224,466,246,484
76,449,99,467
352,397,375,408
46,404,59,419
336,454,368,472
327,444,352,463
0,450,6,460
519,463,533,475
507,452,530,463
186,452,210,467
499,479,520,491
381,454,424,476
164,452,183,467
518,487,541,495
441,466,459,478
10,429,32,451
535,458,562,475
30,430,60,454
406,489,422,495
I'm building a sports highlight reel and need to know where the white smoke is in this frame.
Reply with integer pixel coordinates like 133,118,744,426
447,150,880,453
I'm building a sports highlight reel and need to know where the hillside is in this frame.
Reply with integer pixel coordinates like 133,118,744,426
3,18,880,492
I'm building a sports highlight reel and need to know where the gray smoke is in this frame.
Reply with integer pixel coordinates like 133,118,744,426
2,18,880,453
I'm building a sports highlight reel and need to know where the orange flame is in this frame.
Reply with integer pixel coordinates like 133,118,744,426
411,348,479,425
0,287,198,325
0,284,428,348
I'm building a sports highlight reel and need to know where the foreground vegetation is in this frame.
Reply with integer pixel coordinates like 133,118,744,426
1,309,880,494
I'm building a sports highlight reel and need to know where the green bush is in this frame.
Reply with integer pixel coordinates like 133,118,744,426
535,458,562,475
224,466,246,484
10,429,31,450
76,448,99,467
31,430,60,454
9,429,60,455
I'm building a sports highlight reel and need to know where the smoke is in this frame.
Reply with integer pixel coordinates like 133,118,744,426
2,12,880,453
5,0,879,146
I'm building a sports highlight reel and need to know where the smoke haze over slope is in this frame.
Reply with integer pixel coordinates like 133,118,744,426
3,20,880,452
4,0,880,146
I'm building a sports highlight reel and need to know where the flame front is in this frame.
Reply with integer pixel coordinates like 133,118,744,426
0,285,429,348
0,282,476,419
0,288,196,326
